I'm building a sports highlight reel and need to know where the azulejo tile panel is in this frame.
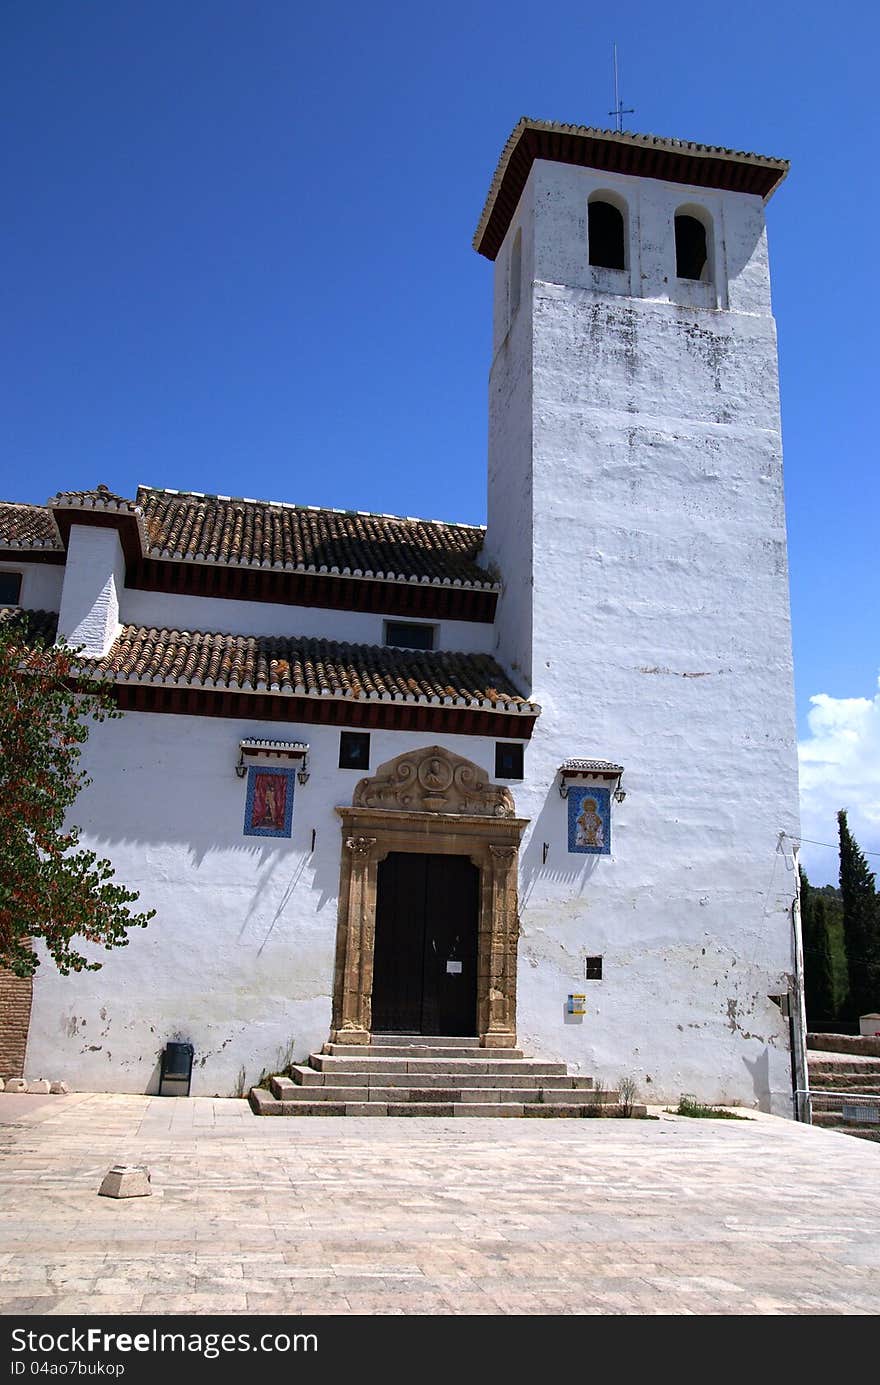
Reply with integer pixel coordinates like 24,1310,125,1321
567,786,611,855
243,766,295,838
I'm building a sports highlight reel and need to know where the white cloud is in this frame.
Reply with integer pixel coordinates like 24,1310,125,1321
797,676,880,886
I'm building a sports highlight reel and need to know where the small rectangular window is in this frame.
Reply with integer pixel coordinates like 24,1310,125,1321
384,621,435,651
339,731,370,771
585,956,603,981
0,572,22,606
495,742,524,780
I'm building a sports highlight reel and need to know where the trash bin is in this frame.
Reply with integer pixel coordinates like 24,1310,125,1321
159,1041,194,1096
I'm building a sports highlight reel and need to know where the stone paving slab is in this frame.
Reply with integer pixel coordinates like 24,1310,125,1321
0,1093,878,1315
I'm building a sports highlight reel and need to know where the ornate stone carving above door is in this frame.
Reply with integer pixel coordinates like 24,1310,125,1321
353,744,515,817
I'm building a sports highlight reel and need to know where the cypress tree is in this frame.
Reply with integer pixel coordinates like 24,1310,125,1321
800,867,836,1024
808,895,836,1021
799,865,812,937
798,865,813,1007
837,810,880,1019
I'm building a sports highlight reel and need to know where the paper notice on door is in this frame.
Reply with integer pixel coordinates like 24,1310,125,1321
446,960,463,974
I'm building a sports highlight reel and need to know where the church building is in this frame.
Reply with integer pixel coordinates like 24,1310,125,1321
0,120,803,1114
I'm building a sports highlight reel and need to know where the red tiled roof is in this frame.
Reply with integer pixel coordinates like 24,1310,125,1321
93,623,537,713
136,488,496,589
49,484,138,512
0,504,60,550
0,486,497,590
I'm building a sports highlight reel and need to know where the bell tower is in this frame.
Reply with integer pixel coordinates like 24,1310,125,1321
478,119,792,694
475,121,803,1112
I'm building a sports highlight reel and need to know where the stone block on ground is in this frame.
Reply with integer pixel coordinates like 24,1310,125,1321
27,1079,51,1094
98,1165,152,1199
49,1081,69,1095
4,1078,28,1093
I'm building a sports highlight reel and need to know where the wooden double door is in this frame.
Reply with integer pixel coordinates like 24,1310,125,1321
371,852,479,1036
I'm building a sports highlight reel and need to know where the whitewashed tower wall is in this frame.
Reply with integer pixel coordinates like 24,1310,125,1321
485,157,801,1113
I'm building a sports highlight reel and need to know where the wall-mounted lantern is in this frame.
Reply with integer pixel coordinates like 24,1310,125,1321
557,758,625,799
236,738,309,780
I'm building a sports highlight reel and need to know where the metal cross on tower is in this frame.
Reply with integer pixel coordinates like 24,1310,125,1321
608,44,635,132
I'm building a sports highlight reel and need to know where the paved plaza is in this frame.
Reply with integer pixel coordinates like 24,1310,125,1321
0,1094,878,1315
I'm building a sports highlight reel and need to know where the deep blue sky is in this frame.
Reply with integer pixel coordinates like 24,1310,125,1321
2,2,878,876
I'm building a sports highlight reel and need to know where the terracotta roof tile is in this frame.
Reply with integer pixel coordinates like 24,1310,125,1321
49,484,139,512
93,623,537,713
560,758,624,774
0,504,60,550
136,487,496,588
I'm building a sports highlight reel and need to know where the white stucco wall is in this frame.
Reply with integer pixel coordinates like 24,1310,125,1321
0,560,64,612
24,690,798,1111
484,177,535,687
119,586,495,655
25,713,524,1096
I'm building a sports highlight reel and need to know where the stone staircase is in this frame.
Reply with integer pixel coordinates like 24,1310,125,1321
808,1052,880,1142
249,1034,646,1118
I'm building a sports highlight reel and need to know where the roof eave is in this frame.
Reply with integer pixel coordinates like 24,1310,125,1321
474,119,790,260
88,667,541,717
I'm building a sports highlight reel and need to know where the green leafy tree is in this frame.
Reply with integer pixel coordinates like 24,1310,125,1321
0,613,154,977
837,809,880,1018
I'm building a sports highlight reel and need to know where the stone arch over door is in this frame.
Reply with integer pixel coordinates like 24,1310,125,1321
332,745,528,1049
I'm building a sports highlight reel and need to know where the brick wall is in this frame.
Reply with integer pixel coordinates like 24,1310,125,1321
0,968,33,1078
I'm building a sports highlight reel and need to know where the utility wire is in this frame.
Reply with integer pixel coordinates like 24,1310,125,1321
781,830,880,858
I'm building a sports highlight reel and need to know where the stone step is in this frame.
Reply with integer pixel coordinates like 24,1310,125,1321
810,1094,880,1115
807,1074,880,1091
309,1054,568,1076
451,1104,524,1117
322,1044,523,1059
270,1078,618,1105
289,1066,594,1090
811,1110,880,1141
250,1089,647,1119
808,1059,880,1076
809,1082,880,1098
522,1103,647,1119
369,1034,481,1048
459,1086,619,1106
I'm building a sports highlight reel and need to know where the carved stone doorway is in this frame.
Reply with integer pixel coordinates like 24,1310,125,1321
332,745,528,1049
